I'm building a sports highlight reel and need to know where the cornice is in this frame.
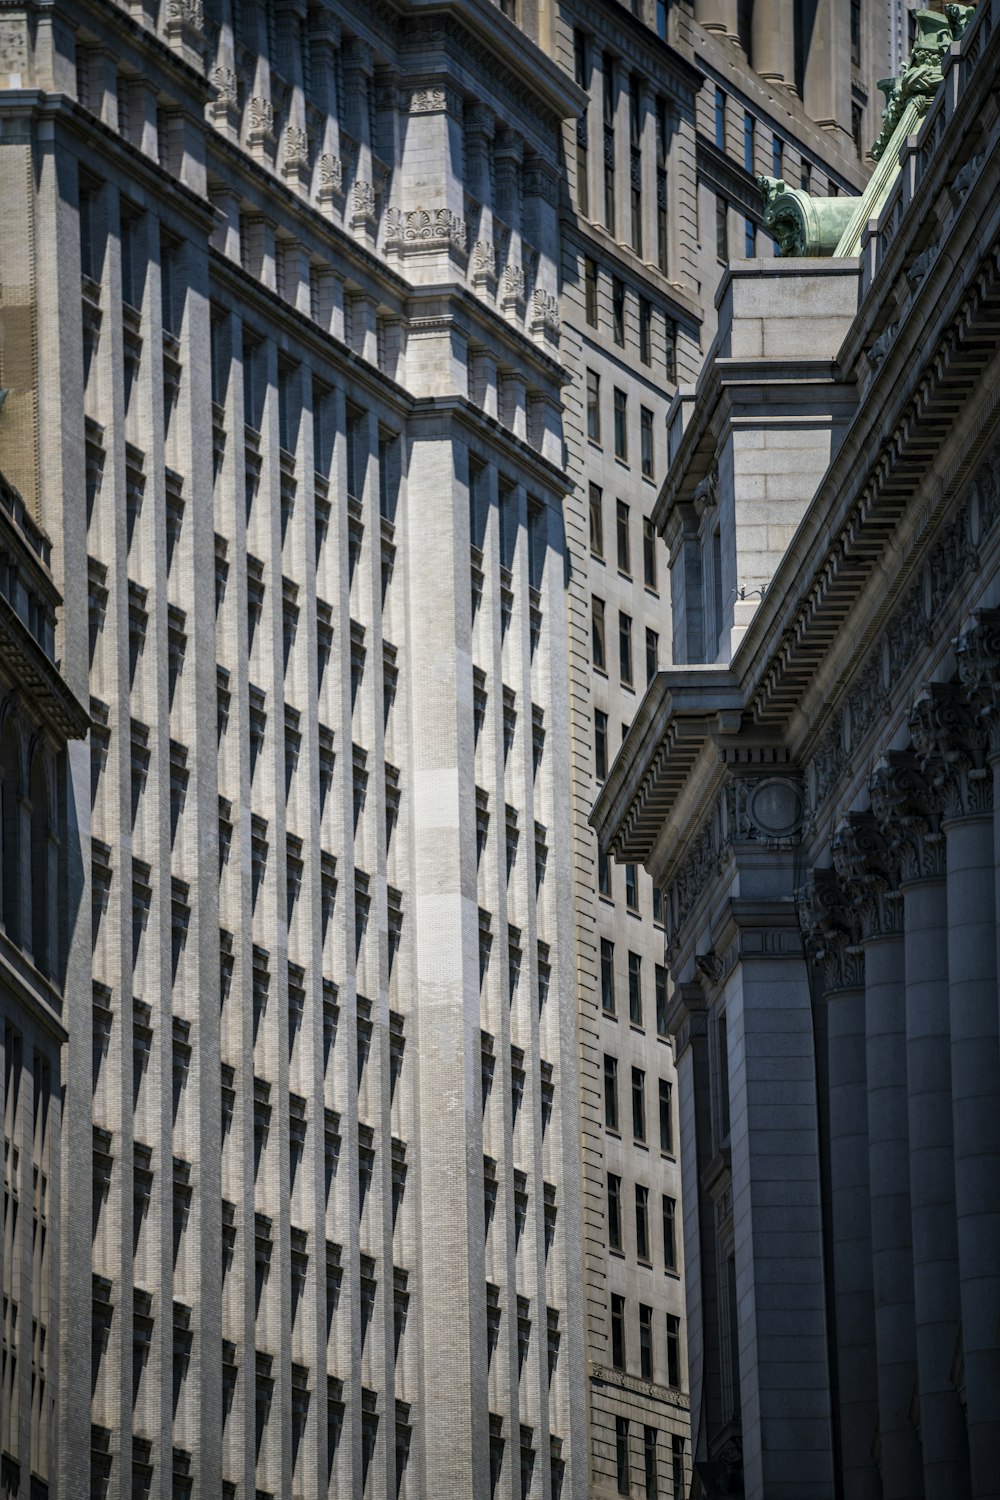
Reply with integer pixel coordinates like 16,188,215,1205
566,0,703,101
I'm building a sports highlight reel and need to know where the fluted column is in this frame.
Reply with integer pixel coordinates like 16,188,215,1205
871,754,970,1498
751,0,796,88
800,865,880,1500
835,813,923,1499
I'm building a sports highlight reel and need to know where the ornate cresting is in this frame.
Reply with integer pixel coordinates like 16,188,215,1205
761,6,976,258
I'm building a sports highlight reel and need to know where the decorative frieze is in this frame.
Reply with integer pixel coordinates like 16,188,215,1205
406,84,463,116
384,206,467,255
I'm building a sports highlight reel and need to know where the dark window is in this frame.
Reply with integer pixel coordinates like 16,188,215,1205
639,298,652,363
631,1066,646,1141
640,407,654,479
589,483,604,557
612,278,625,345
601,938,615,1014
643,518,658,590
611,1293,626,1367
850,0,861,66
619,612,633,686
644,1426,658,1499
593,597,607,671
716,196,728,261
639,1303,653,1379
598,846,612,896
646,628,658,684
655,964,668,1036
656,99,669,274
625,862,639,912
604,1055,619,1131
628,951,642,1025
585,257,598,325
717,1011,731,1142
613,388,628,461
743,111,755,174
603,53,616,233
665,319,677,384
595,709,609,782
575,31,590,215
659,1080,674,1154
772,135,783,179
851,102,863,159
630,75,643,255
574,27,588,86
666,1314,681,1388
801,160,812,192
616,1416,629,1495
608,1177,623,1252
635,1184,650,1261
587,370,601,442
714,87,726,150
616,501,631,574
671,1435,685,1495
662,1194,677,1270
744,217,756,258
655,0,666,37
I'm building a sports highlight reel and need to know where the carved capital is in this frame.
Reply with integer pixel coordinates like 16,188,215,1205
869,752,946,883
956,608,1000,757
798,868,864,992
910,683,993,820
831,813,903,940
343,37,375,77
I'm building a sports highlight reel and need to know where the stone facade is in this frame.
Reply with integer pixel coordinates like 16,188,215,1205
594,5,1000,1497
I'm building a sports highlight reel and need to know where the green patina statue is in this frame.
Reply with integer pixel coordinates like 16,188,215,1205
762,6,978,256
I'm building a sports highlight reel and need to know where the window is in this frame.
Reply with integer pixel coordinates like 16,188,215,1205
592,597,607,671
608,1180,623,1253
587,369,601,442
850,0,861,66
79,173,100,282
601,938,615,1014
589,483,604,557
604,1055,619,1131
664,319,677,384
639,1303,653,1379
616,501,631,574
635,1184,650,1261
613,388,628,461
584,258,598,325
631,1067,646,1141
666,1314,681,1387
646,628,659,684
656,99,669,274
643,518,658,590
612,278,625,345
625,862,639,912
801,160,812,192
772,134,784,179
619,612,633,686
655,964,668,1036
716,1011,731,1142
662,1194,677,1270
595,709,609,782
628,951,642,1025
659,1080,673,1154
744,217,756,258
598,846,611,896
655,0,666,38
714,87,726,150
638,297,652,364
629,75,643,255
575,31,590,216
644,1426,658,1499
671,1435,685,1497
640,407,654,479
611,1293,626,1367
616,1416,629,1494
716,195,728,261
603,53,616,233
743,111,755,174
851,102,863,159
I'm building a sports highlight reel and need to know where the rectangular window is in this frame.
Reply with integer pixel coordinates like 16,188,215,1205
714,87,726,150
643,518,658,590
656,99,669,274
640,407,654,479
616,1416,629,1494
662,1194,677,1270
628,951,642,1026
604,1055,619,1132
587,369,601,442
625,863,639,912
639,297,652,364
850,0,861,66
664,319,677,384
616,501,631,574
589,483,604,558
611,1293,626,1368
655,0,666,38
655,963,668,1036
666,1314,681,1388
619,612,633,686
717,1011,731,1143
598,846,612,896
575,31,590,216
639,1304,653,1380
601,938,615,1014
772,135,783,179
716,195,728,261
574,27,588,86
631,1066,646,1142
635,1184,650,1261
593,597,607,671
653,886,664,925
595,709,609,782
851,101,863,159
646,628,658,684
612,277,625,345
659,1079,673,1154
744,216,756,257
613,388,627,461
584,257,598,325
801,160,812,192
603,53,616,235
630,75,643,256
644,1426,658,1499
671,1436,685,1497
743,111,755,174
608,1176,623,1251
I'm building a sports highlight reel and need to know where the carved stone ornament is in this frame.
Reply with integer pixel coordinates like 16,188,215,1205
523,163,559,207
248,96,275,139
384,206,466,254
210,66,239,108
471,239,499,284
798,868,864,992
758,175,856,258
502,262,526,301
282,125,310,172
693,468,719,515
867,321,899,370
352,180,376,219
869,752,946,883
530,289,560,335
908,684,993,821
906,243,939,292
166,0,203,30
318,153,344,195
955,607,1000,753
870,9,958,161
831,814,903,940
407,86,462,116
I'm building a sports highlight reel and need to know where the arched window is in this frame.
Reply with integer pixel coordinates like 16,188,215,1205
1,722,21,946
29,749,50,976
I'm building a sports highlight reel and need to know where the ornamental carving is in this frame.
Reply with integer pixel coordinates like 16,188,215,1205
502,262,525,300
210,66,238,107
342,36,374,76
693,468,718,515
955,608,1000,754
530,289,560,334
798,868,864,992
869,753,946,883
523,164,558,206
247,96,275,137
384,206,466,254
831,814,903,940
166,0,203,29
318,153,343,194
471,239,499,283
909,685,993,821
352,180,376,218
283,126,310,170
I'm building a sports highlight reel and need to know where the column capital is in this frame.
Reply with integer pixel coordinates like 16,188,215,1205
956,607,1000,756
342,36,374,76
798,868,864,993
869,751,946,883
909,683,993,821
831,813,903,940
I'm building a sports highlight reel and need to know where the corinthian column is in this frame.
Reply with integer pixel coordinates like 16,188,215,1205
833,813,923,1499
870,754,970,1498
800,865,880,1500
